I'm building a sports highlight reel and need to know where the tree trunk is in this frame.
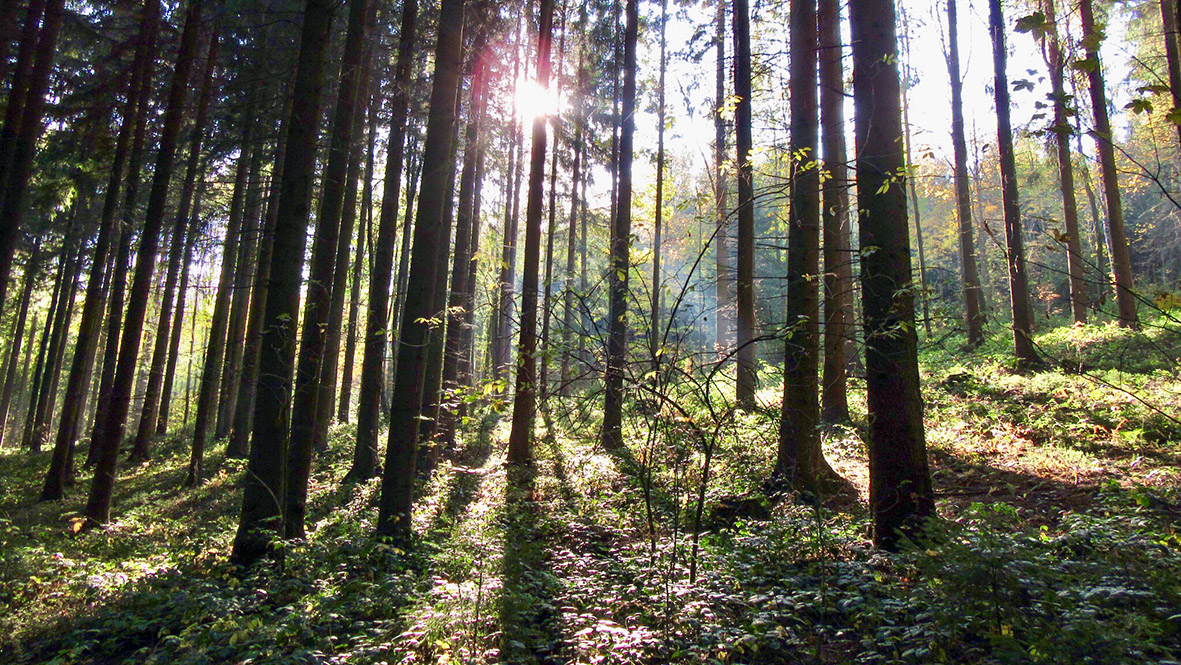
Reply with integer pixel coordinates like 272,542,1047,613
988,0,1039,365
715,0,731,356
0,239,40,448
376,0,466,540
1078,0,1138,327
649,0,666,375
1160,0,1181,148
1040,0,1088,324
507,0,556,465
601,0,638,451
348,0,417,481
733,0,757,409
818,0,852,422
231,0,336,566
130,35,217,462
85,1,204,527
560,20,586,396
849,0,934,549
945,0,988,344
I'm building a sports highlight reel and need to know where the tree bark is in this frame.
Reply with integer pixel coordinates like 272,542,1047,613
85,1,204,526
946,0,988,343
849,0,934,549
0,239,40,449
600,0,638,451
733,0,757,409
819,0,852,422
507,0,556,465
376,0,466,539
988,0,1039,365
1079,0,1138,327
715,0,731,356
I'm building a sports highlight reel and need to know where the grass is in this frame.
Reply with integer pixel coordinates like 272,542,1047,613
0,316,1179,664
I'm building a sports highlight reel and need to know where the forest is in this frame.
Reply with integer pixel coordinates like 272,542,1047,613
0,0,1179,660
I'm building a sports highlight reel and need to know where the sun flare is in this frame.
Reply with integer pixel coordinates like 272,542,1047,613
512,78,563,121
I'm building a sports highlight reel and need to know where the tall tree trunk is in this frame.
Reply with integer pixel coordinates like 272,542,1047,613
560,21,586,396
158,173,207,435
85,2,204,527
507,0,556,466
1159,0,1181,148
0,0,63,318
946,0,988,344
130,36,217,462
48,0,160,475
216,133,264,440
442,31,491,445
348,0,417,481
8,315,38,446
1078,0,1138,327
849,0,933,549
376,0,466,540
899,37,931,337
0,239,40,448
188,122,250,484
988,0,1039,365
1040,0,1088,324
819,0,851,422
538,22,564,403
715,0,731,356
733,0,757,409
285,0,371,539
600,0,638,451
649,0,666,374
231,0,336,566
776,0,833,493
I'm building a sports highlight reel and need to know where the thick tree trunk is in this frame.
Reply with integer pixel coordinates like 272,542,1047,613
348,0,417,481
85,1,204,527
130,36,217,462
819,0,852,422
600,0,638,451
508,0,556,465
776,0,831,493
376,0,466,539
231,0,336,566
1079,0,1138,327
732,0,757,409
946,0,988,344
1159,0,1181,148
849,0,934,549
988,0,1039,365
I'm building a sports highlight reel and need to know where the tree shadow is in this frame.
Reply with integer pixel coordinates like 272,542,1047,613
498,464,568,664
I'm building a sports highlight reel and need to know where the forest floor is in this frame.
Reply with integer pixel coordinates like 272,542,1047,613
1,315,1180,664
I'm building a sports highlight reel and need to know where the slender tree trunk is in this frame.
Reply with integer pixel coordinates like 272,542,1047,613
130,36,217,462
600,0,638,451
158,173,207,435
849,0,934,549
1039,0,1088,324
1159,0,1181,148
899,50,931,337
85,2,204,527
8,316,38,446
559,30,585,396
493,24,524,390
818,0,851,422
989,0,1039,365
232,0,336,566
1078,0,1138,327
0,239,40,448
188,120,251,484
715,0,731,356
538,24,564,403
946,0,988,344
0,0,64,319
733,0,757,409
376,0,466,539
649,0,666,374
348,0,417,481
507,0,556,465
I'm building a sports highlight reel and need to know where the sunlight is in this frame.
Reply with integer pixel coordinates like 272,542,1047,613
512,78,562,122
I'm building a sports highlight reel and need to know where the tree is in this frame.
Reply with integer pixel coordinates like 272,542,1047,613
818,0,852,422
946,0,989,343
508,0,556,466
849,0,934,549
1078,0,1138,327
988,0,1039,366
601,0,639,451
732,0,757,410
349,0,419,481
714,0,731,357
85,2,205,527
376,0,466,540
232,0,336,566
